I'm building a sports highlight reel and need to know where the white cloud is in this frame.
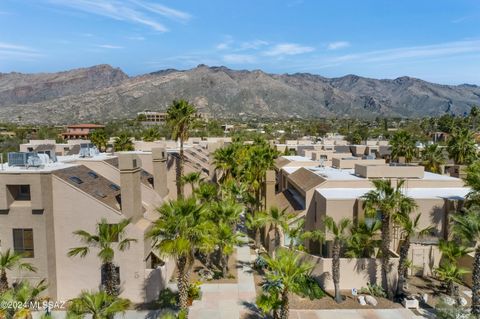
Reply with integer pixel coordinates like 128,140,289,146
132,1,191,22
97,44,123,49
263,43,314,56
223,54,257,64
327,41,350,50
0,42,42,60
328,39,480,64
47,0,191,32
239,40,269,50
215,36,233,51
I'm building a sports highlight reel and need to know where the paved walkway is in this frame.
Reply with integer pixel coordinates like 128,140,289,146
189,244,256,319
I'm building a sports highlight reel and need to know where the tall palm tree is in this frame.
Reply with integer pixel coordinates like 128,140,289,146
67,290,131,319
68,218,136,296
181,172,202,194
245,212,267,248
90,130,109,152
166,99,197,199
195,182,218,204
362,179,413,298
215,223,243,276
395,213,432,296
208,200,243,230
266,207,294,251
464,162,480,207
0,280,47,319
421,144,445,173
451,209,480,315
265,250,313,319
147,198,212,316
113,132,134,152
284,219,306,250
446,127,477,165
213,145,237,183
141,126,161,142
324,217,351,303
0,249,37,293
390,130,416,163
345,220,381,258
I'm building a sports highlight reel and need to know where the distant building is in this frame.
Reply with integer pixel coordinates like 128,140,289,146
137,111,211,126
62,124,105,140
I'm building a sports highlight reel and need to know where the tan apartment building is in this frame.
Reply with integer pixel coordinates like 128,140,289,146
273,155,469,289
0,148,182,303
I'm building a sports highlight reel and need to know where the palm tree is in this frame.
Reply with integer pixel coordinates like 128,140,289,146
90,130,109,152
208,200,243,230
147,198,212,316
195,182,218,204
421,144,445,173
181,172,202,194
464,162,480,207
67,290,131,319
435,263,469,297
284,219,306,250
266,207,294,251
68,218,136,296
345,220,381,258
362,179,414,298
438,239,472,264
113,132,134,152
141,127,161,142
395,213,432,296
446,127,477,165
0,249,37,293
265,250,313,319
0,280,47,319
390,130,416,163
324,217,351,303
166,99,197,199
215,223,243,276
245,212,267,248
213,145,237,183
451,209,480,315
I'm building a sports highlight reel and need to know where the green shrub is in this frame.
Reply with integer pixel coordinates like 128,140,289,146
294,275,326,300
254,256,268,270
188,281,202,300
359,282,386,298
157,288,178,309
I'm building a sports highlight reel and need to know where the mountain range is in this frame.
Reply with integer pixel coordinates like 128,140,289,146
0,64,479,124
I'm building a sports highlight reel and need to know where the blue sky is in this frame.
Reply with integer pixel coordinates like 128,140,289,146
1,0,480,84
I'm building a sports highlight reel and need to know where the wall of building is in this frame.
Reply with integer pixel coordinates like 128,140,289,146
51,177,154,303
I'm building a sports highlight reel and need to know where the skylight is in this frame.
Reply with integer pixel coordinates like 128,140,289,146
69,176,83,184
109,184,120,191
88,171,98,178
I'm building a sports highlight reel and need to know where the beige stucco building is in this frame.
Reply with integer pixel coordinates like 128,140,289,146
273,155,469,290
0,144,211,303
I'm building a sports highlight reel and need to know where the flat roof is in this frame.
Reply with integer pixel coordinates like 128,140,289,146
307,167,363,181
282,155,314,162
282,166,302,174
316,187,470,200
0,162,78,173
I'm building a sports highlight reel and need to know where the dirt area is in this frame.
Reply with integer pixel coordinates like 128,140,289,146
170,251,238,284
407,275,472,308
252,271,400,310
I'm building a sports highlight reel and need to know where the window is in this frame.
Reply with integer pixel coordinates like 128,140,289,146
69,176,84,184
13,229,34,258
88,171,98,179
109,184,120,191
7,185,31,201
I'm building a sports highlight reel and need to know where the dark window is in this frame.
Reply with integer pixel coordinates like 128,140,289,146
88,171,98,179
69,176,84,184
13,229,34,258
109,184,120,191
7,185,31,201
